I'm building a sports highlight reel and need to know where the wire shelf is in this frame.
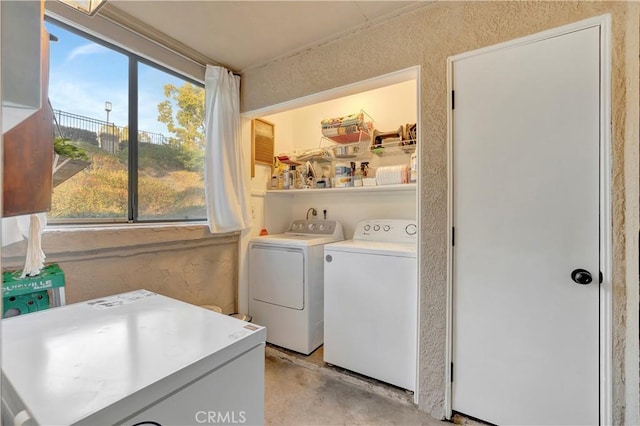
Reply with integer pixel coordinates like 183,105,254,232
320,110,374,144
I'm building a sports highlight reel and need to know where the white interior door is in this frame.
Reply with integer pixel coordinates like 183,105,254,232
451,26,601,425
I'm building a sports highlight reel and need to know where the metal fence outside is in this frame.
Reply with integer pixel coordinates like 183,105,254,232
53,110,171,154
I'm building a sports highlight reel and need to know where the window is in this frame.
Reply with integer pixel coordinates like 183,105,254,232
46,18,206,223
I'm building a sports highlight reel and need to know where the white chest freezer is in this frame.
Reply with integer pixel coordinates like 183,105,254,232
1,290,266,425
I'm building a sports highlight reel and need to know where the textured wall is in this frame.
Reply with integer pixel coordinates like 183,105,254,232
623,5,640,422
2,226,239,313
241,1,639,422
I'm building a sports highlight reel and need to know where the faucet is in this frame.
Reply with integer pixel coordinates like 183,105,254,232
306,208,317,220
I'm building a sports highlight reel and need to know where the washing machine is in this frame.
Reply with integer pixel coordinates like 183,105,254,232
324,219,418,391
249,219,343,354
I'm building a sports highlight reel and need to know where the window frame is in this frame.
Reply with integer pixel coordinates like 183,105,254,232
45,16,206,225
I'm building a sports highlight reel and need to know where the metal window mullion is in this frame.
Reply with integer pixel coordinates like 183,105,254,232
128,57,138,222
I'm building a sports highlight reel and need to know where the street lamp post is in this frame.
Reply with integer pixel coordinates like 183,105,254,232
104,101,112,123
104,101,115,152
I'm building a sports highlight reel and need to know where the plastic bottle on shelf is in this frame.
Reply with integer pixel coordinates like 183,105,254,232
360,162,370,177
361,162,377,186
281,165,290,190
353,163,363,187
410,152,417,183
334,162,351,188
291,165,303,189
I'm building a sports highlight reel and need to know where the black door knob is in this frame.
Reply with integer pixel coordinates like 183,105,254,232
571,269,593,285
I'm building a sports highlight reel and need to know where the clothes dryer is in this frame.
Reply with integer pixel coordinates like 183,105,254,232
249,219,343,354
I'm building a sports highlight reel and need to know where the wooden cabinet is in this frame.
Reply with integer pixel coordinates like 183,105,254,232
2,23,53,217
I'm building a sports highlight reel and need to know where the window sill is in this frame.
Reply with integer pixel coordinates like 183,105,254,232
46,221,210,232
3,222,239,265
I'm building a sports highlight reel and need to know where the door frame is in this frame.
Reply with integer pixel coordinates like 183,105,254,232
444,15,612,424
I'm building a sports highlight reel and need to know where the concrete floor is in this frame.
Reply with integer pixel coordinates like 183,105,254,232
264,345,445,425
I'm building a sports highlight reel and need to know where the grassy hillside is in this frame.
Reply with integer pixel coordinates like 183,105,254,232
50,141,205,220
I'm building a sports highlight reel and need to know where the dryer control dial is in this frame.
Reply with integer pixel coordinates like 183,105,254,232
353,219,416,242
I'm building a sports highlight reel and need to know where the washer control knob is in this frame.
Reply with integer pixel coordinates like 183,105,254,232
308,224,315,231
319,224,325,230
405,223,417,235
383,225,390,232
373,225,380,231
364,224,371,231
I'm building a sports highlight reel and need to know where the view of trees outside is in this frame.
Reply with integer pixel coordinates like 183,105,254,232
137,63,206,220
46,20,206,221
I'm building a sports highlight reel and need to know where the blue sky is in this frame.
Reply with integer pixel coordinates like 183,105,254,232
46,21,190,137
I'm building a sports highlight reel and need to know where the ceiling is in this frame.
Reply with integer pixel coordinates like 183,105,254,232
103,1,428,73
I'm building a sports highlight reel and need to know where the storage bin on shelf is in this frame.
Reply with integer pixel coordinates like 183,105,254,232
370,138,417,155
320,136,372,161
320,110,374,144
318,111,374,164
370,123,417,156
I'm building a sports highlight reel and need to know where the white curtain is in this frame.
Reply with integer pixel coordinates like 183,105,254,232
204,65,251,233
